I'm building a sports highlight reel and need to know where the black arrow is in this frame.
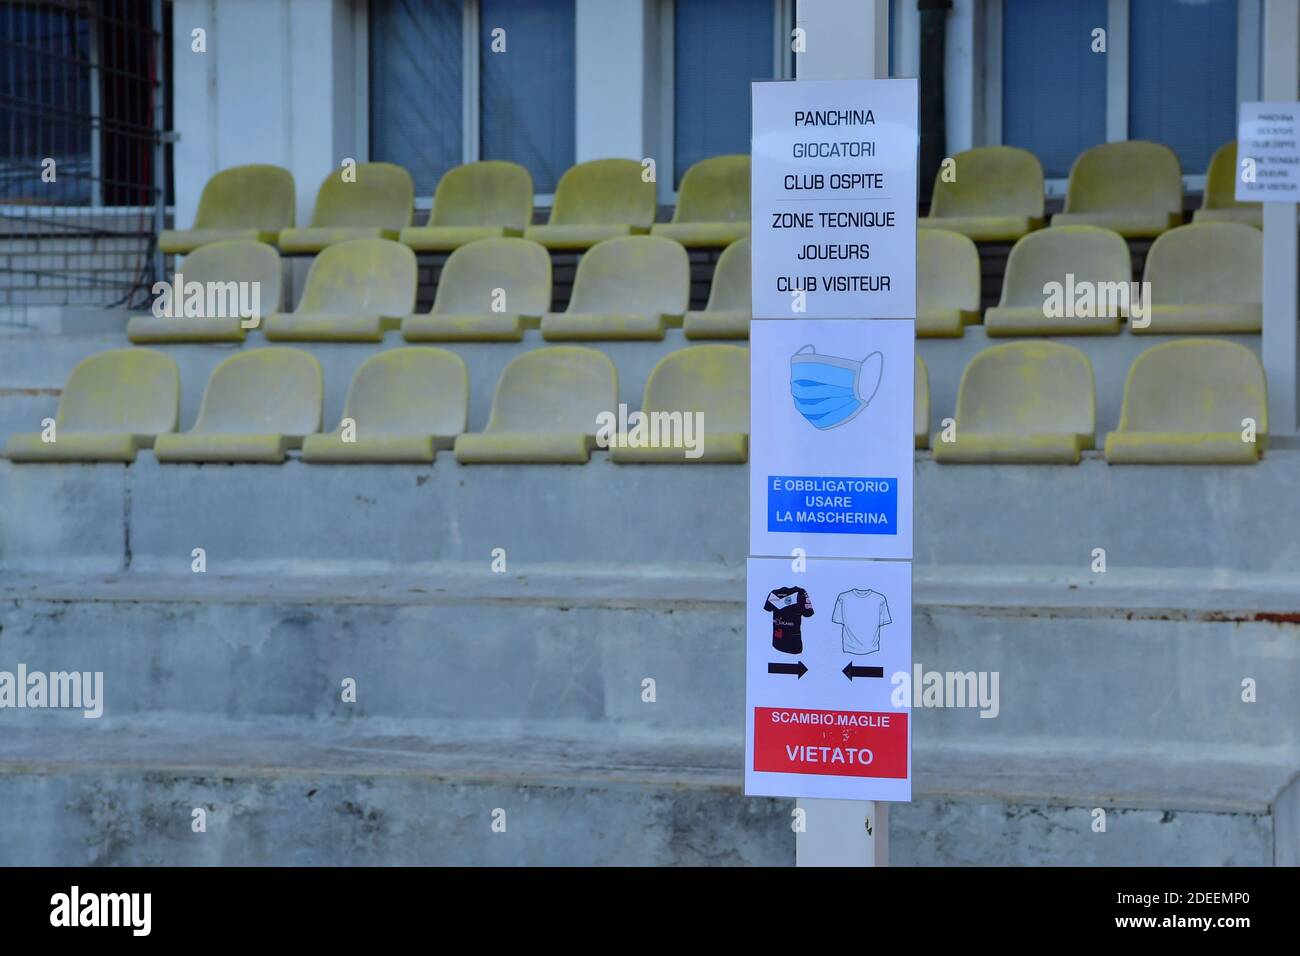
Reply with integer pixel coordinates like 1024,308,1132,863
842,663,883,681
768,661,808,678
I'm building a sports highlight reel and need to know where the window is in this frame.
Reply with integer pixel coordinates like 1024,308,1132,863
368,0,463,197
1129,0,1237,174
1001,0,1107,179
479,0,575,193
673,0,778,187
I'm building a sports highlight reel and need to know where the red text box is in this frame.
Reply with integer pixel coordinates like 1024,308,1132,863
754,707,908,778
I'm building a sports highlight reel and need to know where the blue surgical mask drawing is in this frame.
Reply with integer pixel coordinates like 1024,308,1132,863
789,344,884,430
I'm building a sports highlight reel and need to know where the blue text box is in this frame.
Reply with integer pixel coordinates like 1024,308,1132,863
767,475,898,535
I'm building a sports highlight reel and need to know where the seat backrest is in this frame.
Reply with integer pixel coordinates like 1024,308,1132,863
567,236,689,316
642,345,748,433
704,237,751,311
929,146,1044,218
999,225,1131,309
485,347,616,435
192,348,322,435
1144,222,1261,306
309,162,413,230
915,354,929,441
918,229,980,313
175,240,283,315
673,155,750,224
547,159,656,228
429,161,534,229
192,164,295,231
341,348,468,436
57,348,179,435
432,237,551,316
297,238,417,316
1118,340,1266,435
1064,140,1182,215
1202,141,1254,212
956,342,1094,437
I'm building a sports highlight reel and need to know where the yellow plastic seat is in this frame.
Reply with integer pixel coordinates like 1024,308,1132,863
610,345,748,464
453,347,617,464
154,349,322,463
650,155,750,247
301,349,468,464
1051,141,1183,237
541,236,688,341
264,238,416,342
985,226,1128,336
1192,141,1262,228
400,161,534,252
159,165,295,254
917,229,980,337
127,240,282,343
4,349,179,463
1104,340,1265,464
933,342,1095,464
918,147,1045,242
915,354,929,450
1137,223,1261,334
278,163,414,253
402,238,551,342
684,238,750,339
523,159,656,250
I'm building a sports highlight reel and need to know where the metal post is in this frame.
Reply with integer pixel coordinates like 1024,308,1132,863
792,0,893,869
152,0,166,290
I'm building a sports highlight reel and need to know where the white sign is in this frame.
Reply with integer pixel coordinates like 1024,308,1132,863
749,318,915,561
750,78,918,320
744,556,912,801
1237,102,1300,202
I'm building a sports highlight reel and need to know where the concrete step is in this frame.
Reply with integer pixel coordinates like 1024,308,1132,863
5,453,1300,576
3,569,1298,755
0,720,1289,864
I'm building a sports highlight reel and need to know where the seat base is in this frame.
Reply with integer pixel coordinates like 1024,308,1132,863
1132,305,1261,335
401,313,533,342
263,313,398,342
649,222,750,247
932,433,1083,464
398,226,521,252
4,432,144,463
453,433,592,464
541,312,671,341
154,433,293,464
1104,432,1261,465
301,434,437,464
917,308,979,338
523,224,645,250
159,228,279,254
918,215,1043,242
1050,211,1181,238
126,313,251,343
277,227,399,254
683,310,750,340
1191,207,1262,228
609,432,747,464
984,306,1120,336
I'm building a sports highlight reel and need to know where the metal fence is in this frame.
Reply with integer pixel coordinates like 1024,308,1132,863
0,0,167,314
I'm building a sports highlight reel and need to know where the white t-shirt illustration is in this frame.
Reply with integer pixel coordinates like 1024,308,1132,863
831,588,892,655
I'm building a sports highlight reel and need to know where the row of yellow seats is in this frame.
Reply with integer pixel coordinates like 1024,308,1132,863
3,345,748,466
921,221,1261,337
129,236,750,344
159,157,750,257
920,140,1258,242
915,340,1267,465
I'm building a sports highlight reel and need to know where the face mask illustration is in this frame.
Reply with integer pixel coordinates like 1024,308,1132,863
789,344,884,430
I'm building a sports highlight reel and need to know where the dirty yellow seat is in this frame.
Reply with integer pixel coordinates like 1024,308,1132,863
610,345,748,463
264,238,416,342
915,354,929,450
918,146,1045,242
127,240,282,343
1051,141,1183,237
541,235,688,341
159,165,295,254
1137,223,1261,334
278,162,414,253
985,226,1128,335
650,155,750,247
399,161,534,252
402,238,550,342
4,349,179,462
684,237,750,339
917,229,980,337
1192,141,1262,228
1104,340,1266,464
302,349,468,464
523,159,656,250
154,349,322,463
933,342,1095,464
453,347,617,464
